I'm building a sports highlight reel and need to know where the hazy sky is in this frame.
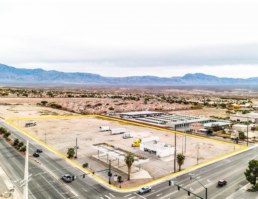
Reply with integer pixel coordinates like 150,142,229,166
1,0,258,77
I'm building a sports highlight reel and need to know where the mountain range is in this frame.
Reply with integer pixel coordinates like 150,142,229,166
0,63,257,86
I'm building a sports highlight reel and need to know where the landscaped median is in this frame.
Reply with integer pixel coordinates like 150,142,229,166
4,114,248,192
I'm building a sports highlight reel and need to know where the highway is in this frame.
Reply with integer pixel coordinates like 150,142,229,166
0,119,257,199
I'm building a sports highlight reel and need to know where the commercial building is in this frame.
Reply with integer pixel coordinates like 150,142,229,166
230,112,258,123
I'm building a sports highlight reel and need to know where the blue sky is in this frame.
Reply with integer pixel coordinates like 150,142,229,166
0,0,258,77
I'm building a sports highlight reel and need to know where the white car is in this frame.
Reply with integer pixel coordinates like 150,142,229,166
138,186,152,194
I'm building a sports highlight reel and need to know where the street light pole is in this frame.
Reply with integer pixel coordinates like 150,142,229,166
75,137,78,158
174,125,177,173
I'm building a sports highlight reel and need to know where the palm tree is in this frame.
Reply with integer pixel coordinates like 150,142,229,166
177,153,185,171
125,153,134,180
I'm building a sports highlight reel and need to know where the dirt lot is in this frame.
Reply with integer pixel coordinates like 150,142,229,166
13,116,240,187
0,104,75,119
173,107,228,118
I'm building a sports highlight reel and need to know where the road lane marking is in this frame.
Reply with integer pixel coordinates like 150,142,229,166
109,193,115,198
156,193,163,197
104,195,111,199
124,194,132,197
40,174,66,199
133,193,146,199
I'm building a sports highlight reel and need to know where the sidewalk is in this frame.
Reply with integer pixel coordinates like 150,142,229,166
0,166,22,199
227,183,258,199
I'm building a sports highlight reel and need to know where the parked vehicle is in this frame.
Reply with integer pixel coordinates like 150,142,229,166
110,128,126,135
217,180,227,187
99,126,111,132
25,121,37,127
132,138,141,147
123,132,133,139
138,186,151,194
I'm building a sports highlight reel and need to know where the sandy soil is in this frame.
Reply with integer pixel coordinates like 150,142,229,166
13,116,240,187
0,104,75,119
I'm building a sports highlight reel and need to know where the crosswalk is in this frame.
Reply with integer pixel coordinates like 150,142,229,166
99,192,147,199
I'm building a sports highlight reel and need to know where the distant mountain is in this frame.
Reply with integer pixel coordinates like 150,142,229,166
0,63,257,86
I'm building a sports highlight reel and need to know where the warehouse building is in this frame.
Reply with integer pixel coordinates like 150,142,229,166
118,111,227,131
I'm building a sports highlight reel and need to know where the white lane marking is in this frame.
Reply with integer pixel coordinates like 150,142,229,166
128,197,136,199
158,190,178,199
157,193,163,197
104,195,111,199
124,194,132,197
67,196,78,199
109,193,115,198
82,188,88,192
40,174,66,199
134,193,146,199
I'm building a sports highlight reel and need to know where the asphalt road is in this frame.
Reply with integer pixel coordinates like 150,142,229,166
0,119,257,199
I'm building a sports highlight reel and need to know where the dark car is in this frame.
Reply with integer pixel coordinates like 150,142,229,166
33,152,40,157
61,174,73,183
217,180,227,187
138,186,151,195
36,149,43,153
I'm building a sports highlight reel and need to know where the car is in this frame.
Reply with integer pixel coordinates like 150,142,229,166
217,180,227,187
36,149,43,153
33,152,40,157
61,174,73,183
138,186,151,195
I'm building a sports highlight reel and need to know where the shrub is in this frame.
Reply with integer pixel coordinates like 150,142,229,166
239,132,246,140
82,163,89,168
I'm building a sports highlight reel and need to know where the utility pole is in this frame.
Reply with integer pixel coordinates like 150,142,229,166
75,137,78,158
247,121,249,146
174,125,177,173
23,140,29,199
44,132,47,144
108,160,112,184
197,144,200,165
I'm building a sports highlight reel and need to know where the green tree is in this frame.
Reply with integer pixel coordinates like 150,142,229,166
3,132,11,139
206,129,213,136
67,148,75,158
20,146,26,152
177,153,186,171
0,127,7,135
125,153,135,180
245,160,258,191
18,141,24,149
13,138,20,147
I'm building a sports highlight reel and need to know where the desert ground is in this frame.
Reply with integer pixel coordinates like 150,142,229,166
0,97,190,114
12,116,241,187
0,104,75,119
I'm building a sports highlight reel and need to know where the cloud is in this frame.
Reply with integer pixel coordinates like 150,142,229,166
0,0,258,77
